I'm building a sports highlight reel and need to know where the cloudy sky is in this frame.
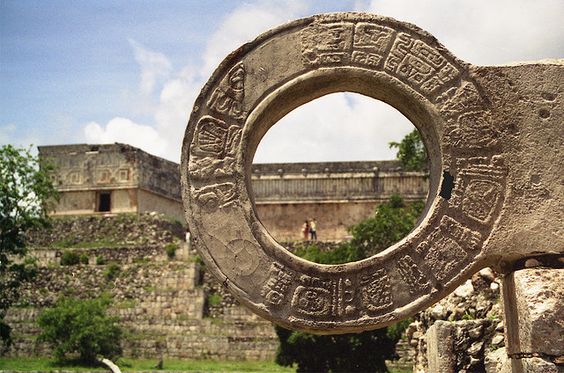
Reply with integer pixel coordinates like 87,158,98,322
1,0,562,164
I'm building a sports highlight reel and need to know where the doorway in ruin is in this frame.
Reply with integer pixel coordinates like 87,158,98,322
97,191,111,212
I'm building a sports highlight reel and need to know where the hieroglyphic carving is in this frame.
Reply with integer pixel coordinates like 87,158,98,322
189,115,241,179
351,23,395,68
191,116,240,158
359,269,393,313
397,255,432,295
436,81,484,115
384,32,459,97
417,216,482,281
301,21,395,70
451,156,507,224
292,275,334,317
291,275,356,318
262,262,295,306
441,216,482,251
301,22,460,100
301,22,354,66
193,182,236,212
423,237,467,282
207,63,247,120
436,82,499,149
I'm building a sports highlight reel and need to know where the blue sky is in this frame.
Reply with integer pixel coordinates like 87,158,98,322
2,0,563,163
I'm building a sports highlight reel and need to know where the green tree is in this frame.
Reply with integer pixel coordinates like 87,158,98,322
37,296,122,364
276,196,424,372
389,129,428,171
0,145,58,351
350,195,424,258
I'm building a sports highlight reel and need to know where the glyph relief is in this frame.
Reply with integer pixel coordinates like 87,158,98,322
182,12,563,333
193,182,237,212
207,63,247,121
359,269,393,313
451,156,507,224
397,255,432,295
188,115,241,179
291,275,357,319
416,216,482,282
262,262,295,306
301,21,460,101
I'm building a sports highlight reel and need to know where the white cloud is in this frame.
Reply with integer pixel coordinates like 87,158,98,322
254,93,414,163
361,0,564,65
128,39,172,95
200,0,309,77
84,117,168,158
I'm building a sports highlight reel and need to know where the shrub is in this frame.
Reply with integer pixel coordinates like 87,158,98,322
104,263,120,281
164,243,178,259
37,296,122,364
79,253,89,265
95,255,106,265
60,250,80,266
207,292,222,307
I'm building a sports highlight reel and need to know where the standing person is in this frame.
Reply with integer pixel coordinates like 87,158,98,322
301,220,310,241
310,218,317,241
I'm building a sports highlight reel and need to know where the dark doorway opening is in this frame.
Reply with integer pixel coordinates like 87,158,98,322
98,192,111,212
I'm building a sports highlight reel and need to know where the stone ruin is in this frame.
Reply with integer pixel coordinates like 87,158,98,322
181,12,563,372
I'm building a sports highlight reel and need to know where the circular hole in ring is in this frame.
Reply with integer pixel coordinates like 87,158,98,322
252,92,429,246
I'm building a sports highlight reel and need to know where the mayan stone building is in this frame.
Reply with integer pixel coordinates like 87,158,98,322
38,143,184,222
40,143,428,240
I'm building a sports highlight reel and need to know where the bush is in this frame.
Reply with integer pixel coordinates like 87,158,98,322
60,251,80,266
79,253,89,265
95,255,106,265
276,326,395,373
104,263,120,281
164,243,178,259
207,292,222,307
37,296,122,364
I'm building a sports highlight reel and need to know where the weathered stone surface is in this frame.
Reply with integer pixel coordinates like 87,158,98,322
486,348,564,373
502,267,564,357
426,319,497,373
181,12,563,333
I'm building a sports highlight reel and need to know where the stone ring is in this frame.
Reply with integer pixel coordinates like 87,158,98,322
181,13,563,333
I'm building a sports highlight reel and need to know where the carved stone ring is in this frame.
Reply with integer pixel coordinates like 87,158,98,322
181,13,563,333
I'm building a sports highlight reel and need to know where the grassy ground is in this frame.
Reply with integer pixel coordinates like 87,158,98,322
0,358,412,372
0,358,291,372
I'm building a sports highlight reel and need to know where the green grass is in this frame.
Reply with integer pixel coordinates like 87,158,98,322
0,358,294,372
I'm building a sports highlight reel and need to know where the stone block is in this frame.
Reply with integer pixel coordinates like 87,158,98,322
426,321,455,373
426,319,497,373
502,267,564,357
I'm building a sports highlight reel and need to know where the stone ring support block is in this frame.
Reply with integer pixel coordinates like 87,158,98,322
181,13,563,333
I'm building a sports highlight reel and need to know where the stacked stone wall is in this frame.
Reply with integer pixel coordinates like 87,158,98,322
4,215,278,361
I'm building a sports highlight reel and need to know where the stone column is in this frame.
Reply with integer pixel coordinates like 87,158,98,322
499,260,563,372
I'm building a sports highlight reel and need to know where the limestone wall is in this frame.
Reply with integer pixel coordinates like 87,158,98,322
7,215,278,360
4,246,278,360
137,189,185,224
256,200,379,241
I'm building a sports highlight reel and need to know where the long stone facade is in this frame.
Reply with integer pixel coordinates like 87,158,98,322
41,144,428,241
253,161,427,240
